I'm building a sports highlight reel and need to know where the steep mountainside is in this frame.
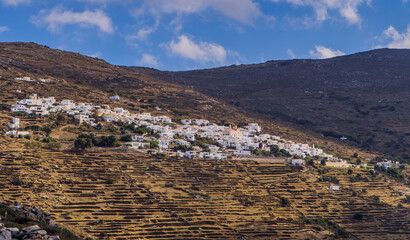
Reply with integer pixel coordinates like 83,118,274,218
131,49,410,162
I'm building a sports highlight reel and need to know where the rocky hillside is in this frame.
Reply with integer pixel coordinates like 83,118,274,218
0,42,408,239
133,49,410,163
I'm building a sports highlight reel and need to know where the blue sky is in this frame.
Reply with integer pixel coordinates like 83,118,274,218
0,0,410,71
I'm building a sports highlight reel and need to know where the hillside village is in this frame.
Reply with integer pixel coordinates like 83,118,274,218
6,93,346,163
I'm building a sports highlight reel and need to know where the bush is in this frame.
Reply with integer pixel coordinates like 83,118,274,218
352,213,363,220
42,126,52,136
120,135,132,142
280,197,291,206
106,179,116,184
302,216,349,238
386,168,404,180
74,133,120,149
74,137,93,150
42,137,54,143
318,175,339,184
24,141,42,149
173,145,193,152
48,141,62,150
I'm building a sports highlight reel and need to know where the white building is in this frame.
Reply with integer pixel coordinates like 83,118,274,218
8,118,20,130
291,159,303,166
126,142,149,149
328,185,340,191
376,161,392,169
110,95,120,100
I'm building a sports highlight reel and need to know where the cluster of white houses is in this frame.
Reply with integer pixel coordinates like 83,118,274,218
9,94,344,161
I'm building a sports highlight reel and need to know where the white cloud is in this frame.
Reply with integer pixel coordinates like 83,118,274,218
168,35,227,64
126,21,159,47
1,0,30,6
0,26,9,34
287,49,297,58
31,6,114,34
87,52,102,58
382,25,410,49
137,54,159,67
309,45,345,59
137,0,262,25
273,0,371,25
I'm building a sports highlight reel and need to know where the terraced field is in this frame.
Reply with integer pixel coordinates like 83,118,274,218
0,140,408,239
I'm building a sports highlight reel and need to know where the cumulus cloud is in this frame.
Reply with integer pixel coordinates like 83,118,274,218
287,49,297,58
137,0,262,25
272,0,371,25
168,35,227,64
31,6,114,34
1,0,30,6
309,45,345,59
382,25,410,49
0,26,9,34
137,54,159,67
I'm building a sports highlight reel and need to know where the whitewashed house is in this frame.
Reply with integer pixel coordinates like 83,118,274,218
328,185,340,191
291,159,303,166
8,118,20,130
126,142,149,149
376,161,392,169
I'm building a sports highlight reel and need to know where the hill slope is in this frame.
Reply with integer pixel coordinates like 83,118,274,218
132,49,410,162
0,42,408,239
0,42,372,159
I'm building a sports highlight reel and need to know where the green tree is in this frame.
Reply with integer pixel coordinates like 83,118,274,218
74,137,93,150
120,135,133,142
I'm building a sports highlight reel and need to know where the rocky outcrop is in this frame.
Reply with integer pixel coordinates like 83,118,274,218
0,202,76,240
0,224,60,240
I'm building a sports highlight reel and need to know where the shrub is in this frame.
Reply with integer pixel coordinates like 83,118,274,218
42,137,54,143
318,175,339,184
352,213,363,220
280,197,291,206
74,137,93,150
120,135,132,142
302,216,349,238
42,126,52,136
24,141,42,149
48,141,62,150
106,179,116,184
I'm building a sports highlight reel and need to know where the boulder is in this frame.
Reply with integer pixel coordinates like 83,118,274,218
36,230,47,235
22,225,40,233
0,230,12,240
4,228,19,237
